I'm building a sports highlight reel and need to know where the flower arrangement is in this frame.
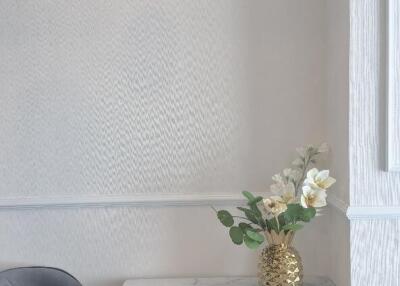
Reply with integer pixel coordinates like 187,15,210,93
215,143,336,249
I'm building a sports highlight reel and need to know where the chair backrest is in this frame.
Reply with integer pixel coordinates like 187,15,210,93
0,266,82,286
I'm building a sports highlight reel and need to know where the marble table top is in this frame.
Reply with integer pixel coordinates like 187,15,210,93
123,276,335,286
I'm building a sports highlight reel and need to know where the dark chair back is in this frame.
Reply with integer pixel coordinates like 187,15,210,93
0,266,81,286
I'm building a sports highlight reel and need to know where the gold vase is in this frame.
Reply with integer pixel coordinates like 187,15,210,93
258,230,303,286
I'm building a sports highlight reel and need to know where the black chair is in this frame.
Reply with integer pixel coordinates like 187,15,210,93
0,266,81,286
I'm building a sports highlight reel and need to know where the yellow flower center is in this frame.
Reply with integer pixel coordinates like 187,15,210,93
305,194,316,206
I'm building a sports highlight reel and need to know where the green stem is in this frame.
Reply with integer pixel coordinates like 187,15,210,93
294,151,315,196
232,216,253,222
275,216,280,232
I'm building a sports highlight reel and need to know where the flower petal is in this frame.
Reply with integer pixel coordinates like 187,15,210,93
316,170,329,182
272,174,283,183
271,196,282,201
292,158,303,166
301,195,308,208
307,168,318,179
302,185,312,195
321,177,336,189
313,190,327,208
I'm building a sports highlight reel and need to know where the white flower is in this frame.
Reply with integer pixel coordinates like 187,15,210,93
296,146,307,157
292,157,304,167
283,168,301,181
303,168,336,191
301,186,327,208
296,144,315,157
272,173,283,183
318,142,329,153
281,189,295,204
263,196,287,216
270,181,295,196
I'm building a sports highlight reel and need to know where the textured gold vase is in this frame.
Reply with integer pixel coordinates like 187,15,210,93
258,230,303,286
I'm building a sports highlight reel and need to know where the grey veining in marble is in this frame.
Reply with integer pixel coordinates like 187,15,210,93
123,276,335,286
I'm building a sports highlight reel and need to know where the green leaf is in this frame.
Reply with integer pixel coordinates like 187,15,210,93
242,191,255,202
284,204,304,224
249,201,262,215
217,210,234,227
301,207,316,222
266,217,279,233
239,222,252,232
248,196,263,206
265,219,273,232
277,213,286,226
283,204,316,224
243,235,261,249
229,226,243,245
237,207,259,224
249,203,265,229
246,229,264,243
282,224,304,231
243,191,263,206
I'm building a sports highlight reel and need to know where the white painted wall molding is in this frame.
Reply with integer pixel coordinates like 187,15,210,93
0,193,350,214
346,205,400,220
386,0,400,171
0,193,250,210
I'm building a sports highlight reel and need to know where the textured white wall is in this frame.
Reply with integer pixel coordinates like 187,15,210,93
0,0,250,197
350,0,400,285
349,0,400,207
0,1,332,285
387,0,400,171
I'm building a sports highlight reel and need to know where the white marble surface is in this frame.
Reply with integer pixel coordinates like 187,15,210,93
123,276,335,286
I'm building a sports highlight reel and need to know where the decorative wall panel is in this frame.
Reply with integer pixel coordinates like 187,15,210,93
349,0,400,206
386,0,400,171
350,0,400,285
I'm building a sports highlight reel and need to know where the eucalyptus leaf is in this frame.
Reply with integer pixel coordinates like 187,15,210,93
217,210,234,227
282,223,303,231
265,219,273,232
284,204,303,223
243,235,261,249
245,229,264,243
237,207,259,224
229,226,243,245
267,217,279,233
301,207,316,222
239,222,252,232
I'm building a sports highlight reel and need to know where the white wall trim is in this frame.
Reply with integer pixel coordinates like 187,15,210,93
0,193,251,210
0,192,350,214
346,205,400,220
386,0,400,171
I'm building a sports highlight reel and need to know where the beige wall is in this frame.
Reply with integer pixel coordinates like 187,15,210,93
324,0,351,285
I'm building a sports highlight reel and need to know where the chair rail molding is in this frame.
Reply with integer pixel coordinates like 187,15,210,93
386,0,400,171
0,192,348,215
12,192,400,221
347,205,400,220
